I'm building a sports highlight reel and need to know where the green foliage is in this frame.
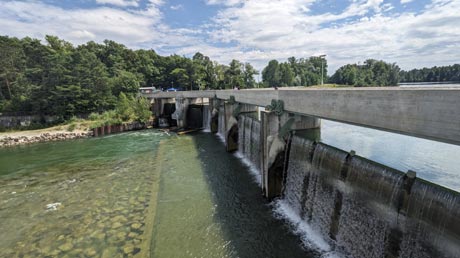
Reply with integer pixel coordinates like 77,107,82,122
88,112,99,121
400,64,460,82
0,35,264,117
330,59,400,87
88,94,151,128
133,97,152,124
115,92,135,121
67,123,76,132
262,56,327,87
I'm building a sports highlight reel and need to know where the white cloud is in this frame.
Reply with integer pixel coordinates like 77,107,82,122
96,0,140,7
0,0,165,46
170,4,183,10
205,0,245,6
199,0,460,72
0,0,459,74
400,0,414,4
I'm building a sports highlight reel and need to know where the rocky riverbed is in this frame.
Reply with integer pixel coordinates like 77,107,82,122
0,132,164,257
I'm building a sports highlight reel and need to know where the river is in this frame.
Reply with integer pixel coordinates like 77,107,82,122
0,124,458,257
0,131,312,257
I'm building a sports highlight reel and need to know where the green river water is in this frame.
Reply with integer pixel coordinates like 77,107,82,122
0,130,311,258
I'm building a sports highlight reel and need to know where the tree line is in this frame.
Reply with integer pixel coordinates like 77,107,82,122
399,64,460,83
0,35,259,119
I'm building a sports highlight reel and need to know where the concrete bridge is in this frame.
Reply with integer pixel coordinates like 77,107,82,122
144,87,460,257
144,87,460,197
145,87,460,145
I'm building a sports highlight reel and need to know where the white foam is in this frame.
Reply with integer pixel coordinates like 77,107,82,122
234,151,262,186
216,133,226,144
272,199,334,254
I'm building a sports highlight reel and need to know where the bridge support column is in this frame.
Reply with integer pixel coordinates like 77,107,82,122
262,110,321,199
152,99,162,118
224,102,238,152
172,97,191,128
210,98,219,133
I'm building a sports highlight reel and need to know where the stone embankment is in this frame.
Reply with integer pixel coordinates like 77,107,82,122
0,131,93,147
0,121,154,148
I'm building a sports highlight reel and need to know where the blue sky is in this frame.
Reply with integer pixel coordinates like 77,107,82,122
1,0,459,73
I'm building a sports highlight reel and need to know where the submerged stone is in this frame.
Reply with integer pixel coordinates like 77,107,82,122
58,242,73,252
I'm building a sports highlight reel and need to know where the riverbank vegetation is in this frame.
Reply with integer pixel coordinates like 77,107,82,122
329,59,400,87
0,35,259,119
399,64,460,83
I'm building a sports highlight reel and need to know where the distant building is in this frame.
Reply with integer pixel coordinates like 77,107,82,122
139,87,157,94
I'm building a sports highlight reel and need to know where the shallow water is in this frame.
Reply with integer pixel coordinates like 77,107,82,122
0,131,166,257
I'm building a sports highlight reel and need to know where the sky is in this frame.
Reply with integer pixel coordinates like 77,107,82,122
1,0,459,74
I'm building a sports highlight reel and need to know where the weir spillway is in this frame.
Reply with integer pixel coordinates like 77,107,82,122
145,88,460,257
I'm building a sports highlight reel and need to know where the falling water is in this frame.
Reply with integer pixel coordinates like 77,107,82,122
202,105,211,132
237,115,262,170
280,135,460,258
306,143,347,244
398,179,460,258
334,157,405,258
238,115,246,156
218,105,226,140
283,136,316,216
236,115,262,184
250,119,261,171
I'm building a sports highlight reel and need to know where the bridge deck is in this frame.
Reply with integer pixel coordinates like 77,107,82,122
143,87,460,146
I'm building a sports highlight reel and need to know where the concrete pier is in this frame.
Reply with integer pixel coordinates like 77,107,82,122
261,110,321,199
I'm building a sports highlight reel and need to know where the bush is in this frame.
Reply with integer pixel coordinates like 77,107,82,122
133,97,151,124
115,92,135,121
88,112,100,121
87,94,151,129
67,123,76,132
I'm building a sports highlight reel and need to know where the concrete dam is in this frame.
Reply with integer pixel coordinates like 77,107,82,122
145,88,460,258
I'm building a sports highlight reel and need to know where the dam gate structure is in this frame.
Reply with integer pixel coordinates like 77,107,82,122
145,88,460,258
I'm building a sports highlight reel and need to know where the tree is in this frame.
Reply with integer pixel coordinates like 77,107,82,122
0,36,26,100
224,59,244,89
116,92,134,121
279,63,294,86
133,97,151,123
262,60,280,87
111,70,140,97
170,68,189,89
330,59,400,86
243,63,258,88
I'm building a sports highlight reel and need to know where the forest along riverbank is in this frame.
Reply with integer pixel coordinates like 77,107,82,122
0,131,166,257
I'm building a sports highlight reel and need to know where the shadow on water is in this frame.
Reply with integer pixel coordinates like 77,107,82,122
190,132,317,258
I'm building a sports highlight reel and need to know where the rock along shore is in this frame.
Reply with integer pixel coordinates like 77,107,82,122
0,131,93,148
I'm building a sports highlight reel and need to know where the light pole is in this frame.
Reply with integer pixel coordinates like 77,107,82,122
319,54,326,85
